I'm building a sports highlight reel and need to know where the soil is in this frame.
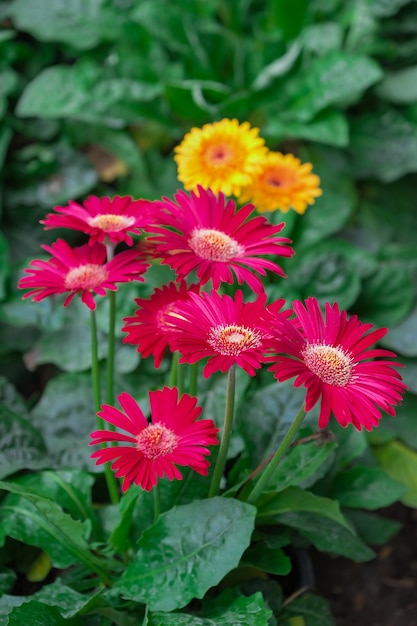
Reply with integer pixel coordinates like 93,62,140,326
310,504,417,626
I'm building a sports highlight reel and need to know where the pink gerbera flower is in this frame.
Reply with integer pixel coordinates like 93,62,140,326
267,297,407,431
90,387,219,492
167,289,289,378
18,239,149,310
144,186,293,293
122,281,200,368
41,195,153,246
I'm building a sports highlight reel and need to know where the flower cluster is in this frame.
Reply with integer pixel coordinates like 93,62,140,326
174,118,322,214
18,118,407,497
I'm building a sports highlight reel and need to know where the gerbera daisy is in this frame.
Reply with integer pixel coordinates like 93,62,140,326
122,281,200,368
238,151,322,214
174,118,267,197
18,239,149,310
144,186,293,293
167,289,289,378
267,297,407,431
41,195,153,246
90,387,219,492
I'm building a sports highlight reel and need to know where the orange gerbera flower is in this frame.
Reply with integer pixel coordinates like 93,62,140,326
238,151,322,214
174,118,267,197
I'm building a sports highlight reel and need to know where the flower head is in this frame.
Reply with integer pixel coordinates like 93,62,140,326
167,289,289,378
90,387,219,492
267,297,407,431
174,118,267,197
18,239,149,310
41,195,153,245
238,151,322,214
122,281,200,368
145,186,293,293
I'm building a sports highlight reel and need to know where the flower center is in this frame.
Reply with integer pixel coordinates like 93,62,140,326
64,264,109,290
87,213,136,232
208,324,262,356
302,343,353,387
136,423,178,459
204,143,234,168
188,228,245,262
264,167,296,190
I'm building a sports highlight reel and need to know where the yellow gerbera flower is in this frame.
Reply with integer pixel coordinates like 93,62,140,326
174,118,267,197
238,151,322,214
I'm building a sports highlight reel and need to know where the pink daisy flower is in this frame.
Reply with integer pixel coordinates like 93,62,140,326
41,195,153,246
90,387,219,492
167,289,289,378
122,281,200,368
144,186,293,293
267,297,407,431
18,239,149,310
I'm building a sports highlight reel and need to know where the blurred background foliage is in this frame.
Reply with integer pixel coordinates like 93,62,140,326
1,0,417,503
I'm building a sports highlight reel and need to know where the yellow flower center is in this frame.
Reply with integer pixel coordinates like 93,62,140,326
136,423,178,459
208,324,262,356
203,143,235,168
302,343,353,387
263,166,297,190
189,228,245,261
64,264,108,290
87,213,136,232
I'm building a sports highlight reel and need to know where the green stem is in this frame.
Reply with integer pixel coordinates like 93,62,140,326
90,309,119,505
208,365,236,498
153,483,161,523
176,361,185,396
189,362,198,397
246,403,307,505
106,290,116,408
168,352,179,388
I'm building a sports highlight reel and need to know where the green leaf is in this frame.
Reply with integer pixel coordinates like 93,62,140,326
284,52,383,122
6,600,75,625
113,497,256,611
0,124,12,170
288,240,362,310
0,375,27,415
373,440,417,507
0,406,48,479
277,594,334,626
376,65,417,104
329,466,405,509
270,0,309,40
0,568,16,595
353,263,414,327
31,581,104,619
263,439,337,493
350,109,417,182
346,510,401,546
278,511,375,561
263,109,349,147
256,487,351,529
367,392,417,450
242,543,291,575
0,596,27,626
381,305,417,356
109,489,140,553
149,592,272,625
0,481,99,569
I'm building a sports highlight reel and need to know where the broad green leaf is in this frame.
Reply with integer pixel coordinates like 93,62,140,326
0,406,48,479
373,440,417,507
367,392,417,450
263,109,349,148
353,263,414,326
0,596,26,626
242,542,291,575
0,375,27,415
301,22,343,56
0,568,16,595
256,487,351,529
270,0,308,40
31,582,104,619
368,0,411,17
377,65,417,104
284,52,382,122
381,305,417,356
396,358,417,394
346,510,401,546
350,109,417,182
262,439,337,493
329,466,405,509
113,497,256,611
277,594,334,626
277,511,375,561
109,488,140,553
149,592,272,625
329,422,367,466
288,240,362,310
6,600,74,626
